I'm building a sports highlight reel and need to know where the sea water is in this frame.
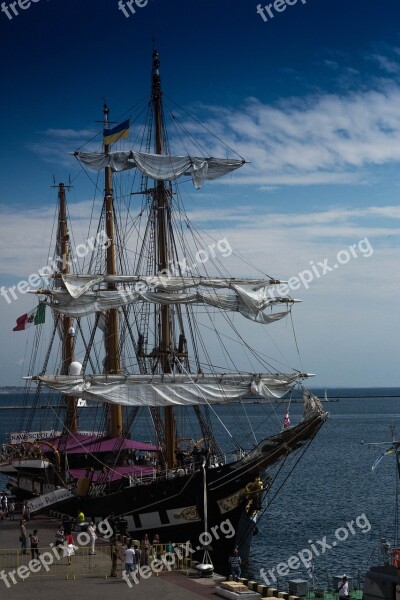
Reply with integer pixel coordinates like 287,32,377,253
0,388,399,584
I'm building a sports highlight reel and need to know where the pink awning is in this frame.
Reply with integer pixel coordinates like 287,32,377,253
39,435,158,454
66,437,158,454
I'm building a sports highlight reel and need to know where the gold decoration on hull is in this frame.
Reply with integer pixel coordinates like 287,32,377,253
173,506,201,521
218,477,264,515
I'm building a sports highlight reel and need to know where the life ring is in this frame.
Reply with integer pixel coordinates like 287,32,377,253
392,549,400,568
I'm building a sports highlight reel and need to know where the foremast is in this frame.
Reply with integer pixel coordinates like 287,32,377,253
103,103,123,438
58,182,78,434
152,50,175,467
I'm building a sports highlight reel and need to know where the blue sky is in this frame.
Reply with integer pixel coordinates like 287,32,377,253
1,0,400,387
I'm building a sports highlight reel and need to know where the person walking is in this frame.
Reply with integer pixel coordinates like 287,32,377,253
228,548,241,582
30,529,40,559
88,521,97,555
124,542,135,575
19,519,28,555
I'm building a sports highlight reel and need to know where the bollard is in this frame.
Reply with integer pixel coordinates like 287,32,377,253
257,584,269,596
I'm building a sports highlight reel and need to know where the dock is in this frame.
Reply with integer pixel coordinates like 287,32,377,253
0,511,224,599
0,511,364,600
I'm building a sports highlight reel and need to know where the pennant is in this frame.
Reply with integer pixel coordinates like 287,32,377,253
103,119,130,145
372,447,395,471
13,303,46,332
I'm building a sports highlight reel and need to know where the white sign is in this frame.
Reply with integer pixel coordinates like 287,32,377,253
10,430,97,444
10,430,62,444
27,488,74,513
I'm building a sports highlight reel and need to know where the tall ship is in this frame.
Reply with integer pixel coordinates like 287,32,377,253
0,49,327,570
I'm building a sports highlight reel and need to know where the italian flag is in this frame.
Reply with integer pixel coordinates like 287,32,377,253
13,303,46,332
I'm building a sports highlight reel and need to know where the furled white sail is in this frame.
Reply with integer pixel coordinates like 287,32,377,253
74,151,244,189
60,275,282,300
45,286,297,324
31,373,305,406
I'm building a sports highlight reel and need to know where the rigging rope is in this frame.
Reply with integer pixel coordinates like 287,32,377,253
174,356,241,449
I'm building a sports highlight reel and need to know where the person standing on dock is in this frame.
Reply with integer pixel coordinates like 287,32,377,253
66,532,75,565
62,516,72,535
88,521,97,555
338,576,349,599
19,519,28,554
30,529,40,559
110,537,123,578
2,494,8,517
228,548,241,582
133,544,141,575
55,524,64,547
141,533,150,565
22,501,30,522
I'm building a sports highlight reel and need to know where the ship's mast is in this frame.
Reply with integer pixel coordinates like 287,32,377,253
58,182,78,433
152,50,176,467
103,103,123,438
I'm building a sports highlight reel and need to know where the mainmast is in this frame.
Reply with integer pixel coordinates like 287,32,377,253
152,49,176,467
103,103,123,438
58,182,78,433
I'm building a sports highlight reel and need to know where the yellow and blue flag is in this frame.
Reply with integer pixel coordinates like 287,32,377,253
103,119,130,145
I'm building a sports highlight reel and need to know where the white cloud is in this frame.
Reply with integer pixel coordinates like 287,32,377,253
44,128,97,139
178,82,400,186
369,54,400,75
28,79,400,190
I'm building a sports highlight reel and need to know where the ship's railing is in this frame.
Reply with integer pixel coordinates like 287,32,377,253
132,456,229,482
0,541,192,580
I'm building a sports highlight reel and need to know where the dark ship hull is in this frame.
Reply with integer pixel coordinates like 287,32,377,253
7,410,326,573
